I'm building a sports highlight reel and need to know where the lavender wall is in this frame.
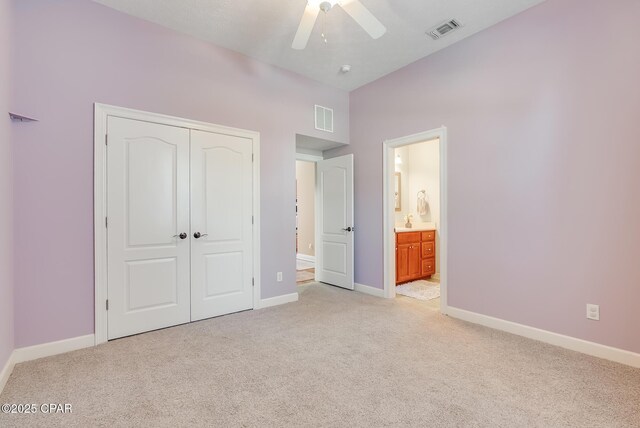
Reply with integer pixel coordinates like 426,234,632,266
11,0,348,347
329,0,640,353
0,0,13,367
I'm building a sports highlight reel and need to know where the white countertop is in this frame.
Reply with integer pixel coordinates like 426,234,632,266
395,223,436,232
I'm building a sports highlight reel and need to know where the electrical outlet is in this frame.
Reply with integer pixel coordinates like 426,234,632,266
277,272,283,282
586,304,600,321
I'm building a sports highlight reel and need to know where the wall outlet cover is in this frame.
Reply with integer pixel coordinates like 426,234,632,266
586,304,600,321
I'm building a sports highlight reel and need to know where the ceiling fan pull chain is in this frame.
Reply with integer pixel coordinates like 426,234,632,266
321,12,328,44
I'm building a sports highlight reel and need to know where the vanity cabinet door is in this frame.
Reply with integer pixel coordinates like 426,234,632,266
407,244,421,279
396,244,411,283
398,243,421,283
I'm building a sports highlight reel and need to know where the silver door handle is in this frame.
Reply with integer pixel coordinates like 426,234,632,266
342,227,354,232
173,233,187,239
193,232,208,239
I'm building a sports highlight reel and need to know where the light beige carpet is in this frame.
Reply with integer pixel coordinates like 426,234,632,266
1,283,639,427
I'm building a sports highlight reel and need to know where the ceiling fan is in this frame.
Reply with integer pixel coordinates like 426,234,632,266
292,0,387,50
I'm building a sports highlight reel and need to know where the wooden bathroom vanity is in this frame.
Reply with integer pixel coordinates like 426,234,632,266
395,229,436,284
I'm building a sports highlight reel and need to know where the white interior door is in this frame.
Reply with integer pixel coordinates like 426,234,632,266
190,129,254,321
316,154,354,290
107,117,191,340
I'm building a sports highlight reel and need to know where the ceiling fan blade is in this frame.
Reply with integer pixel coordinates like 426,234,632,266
340,0,386,39
292,4,320,50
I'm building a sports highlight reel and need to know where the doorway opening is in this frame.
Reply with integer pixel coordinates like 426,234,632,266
383,127,448,313
296,159,317,285
294,134,351,289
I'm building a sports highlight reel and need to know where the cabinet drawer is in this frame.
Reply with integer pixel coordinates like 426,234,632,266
421,241,435,258
422,257,436,276
421,230,436,241
397,232,421,244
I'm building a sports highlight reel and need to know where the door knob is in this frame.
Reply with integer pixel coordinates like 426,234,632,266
342,227,354,232
173,233,187,240
193,232,208,239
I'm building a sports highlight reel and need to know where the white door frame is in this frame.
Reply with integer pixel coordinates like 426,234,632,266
382,127,448,314
94,103,261,345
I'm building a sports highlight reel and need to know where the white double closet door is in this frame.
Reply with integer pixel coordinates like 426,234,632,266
106,117,254,340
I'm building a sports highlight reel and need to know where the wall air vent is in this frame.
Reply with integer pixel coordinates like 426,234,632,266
427,19,462,40
314,105,334,133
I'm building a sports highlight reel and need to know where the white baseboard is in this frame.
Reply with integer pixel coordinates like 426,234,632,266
1,334,95,395
259,292,299,309
355,283,385,298
296,254,315,263
12,334,95,364
447,306,640,368
0,352,15,395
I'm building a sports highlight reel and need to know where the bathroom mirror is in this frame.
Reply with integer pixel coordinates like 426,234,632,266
394,172,401,211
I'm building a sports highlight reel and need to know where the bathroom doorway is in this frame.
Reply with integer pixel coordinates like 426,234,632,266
383,127,448,313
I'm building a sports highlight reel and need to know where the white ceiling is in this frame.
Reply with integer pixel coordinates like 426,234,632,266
93,0,546,91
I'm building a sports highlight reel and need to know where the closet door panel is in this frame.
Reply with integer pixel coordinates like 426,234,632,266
190,129,254,321
107,117,191,340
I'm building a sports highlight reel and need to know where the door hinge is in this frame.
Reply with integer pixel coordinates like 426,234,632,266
105,134,108,146
252,216,254,225
252,153,254,162
106,299,109,310
252,278,255,287
105,217,108,228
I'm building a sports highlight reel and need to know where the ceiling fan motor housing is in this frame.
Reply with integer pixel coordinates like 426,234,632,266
319,1,334,13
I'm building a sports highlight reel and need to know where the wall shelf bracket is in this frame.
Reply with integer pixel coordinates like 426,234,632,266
9,112,38,122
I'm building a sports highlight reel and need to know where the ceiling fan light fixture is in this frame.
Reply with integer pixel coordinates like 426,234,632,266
293,0,386,50
307,0,339,8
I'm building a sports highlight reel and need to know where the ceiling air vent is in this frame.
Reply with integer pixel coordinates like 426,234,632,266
315,105,334,133
428,19,462,40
